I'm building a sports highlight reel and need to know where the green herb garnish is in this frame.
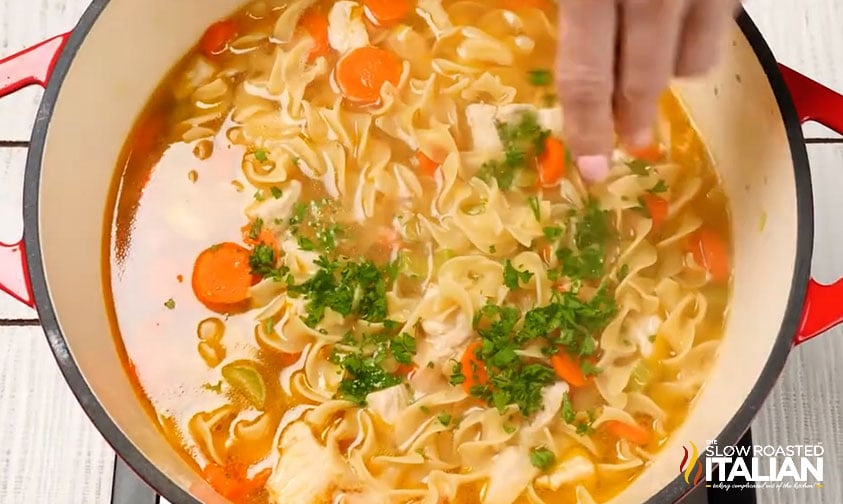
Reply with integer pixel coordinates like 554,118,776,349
248,217,264,241
627,159,650,175
254,149,268,162
503,260,534,290
477,111,551,190
437,413,452,426
527,195,541,221
164,298,176,310
390,332,417,365
530,447,557,471
648,179,668,194
287,256,392,326
270,186,283,199
528,69,552,86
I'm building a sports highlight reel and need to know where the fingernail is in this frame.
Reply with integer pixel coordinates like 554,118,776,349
577,155,610,183
629,129,654,150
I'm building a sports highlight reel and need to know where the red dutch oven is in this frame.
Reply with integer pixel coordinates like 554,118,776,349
0,1,842,503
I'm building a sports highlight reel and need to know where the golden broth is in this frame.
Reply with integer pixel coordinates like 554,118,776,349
105,1,732,503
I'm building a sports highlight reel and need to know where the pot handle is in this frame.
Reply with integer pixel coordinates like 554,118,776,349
779,64,843,345
0,33,70,307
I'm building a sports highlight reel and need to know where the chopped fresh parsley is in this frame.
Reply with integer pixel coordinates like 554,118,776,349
528,69,552,86
575,410,597,435
390,332,417,365
249,243,286,280
543,226,564,240
287,256,393,326
329,325,415,405
248,218,264,241
477,111,551,190
449,361,466,386
503,260,534,290
530,447,557,471
489,244,497,254
254,149,268,162
527,195,541,221
164,298,176,310
270,186,283,199
551,199,615,281
287,199,344,253
254,190,265,201
437,413,452,426
648,179,668,194
561,393,575,423
331,350,402,405
627,159,650,175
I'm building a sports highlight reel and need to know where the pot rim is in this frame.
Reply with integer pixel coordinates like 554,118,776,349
21,2,814,503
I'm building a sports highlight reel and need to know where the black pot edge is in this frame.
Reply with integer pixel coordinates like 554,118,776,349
20,4,814,504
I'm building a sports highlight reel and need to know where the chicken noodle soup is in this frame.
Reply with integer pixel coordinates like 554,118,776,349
106,0,732,503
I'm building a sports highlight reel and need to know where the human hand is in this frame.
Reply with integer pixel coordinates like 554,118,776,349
555,0,741,182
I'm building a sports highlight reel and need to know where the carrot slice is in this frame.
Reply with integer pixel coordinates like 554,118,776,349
550,351,587,388
202,463,269,501
416,151,439,177
299,7,330,60
200,20,238,58
604,420,653,445
460,341,489,394
628,143,664,164
335,46,403,105
538,137,567,186
396,363,418,376
687,227,730,283
642,194,669,233
192,242,254,309
362,0,414,26
241,222,279,254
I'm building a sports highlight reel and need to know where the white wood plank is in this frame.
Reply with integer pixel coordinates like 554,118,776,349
0,148,37,320
744,0,843,139
751,144,843,504
0,0,90,141
0,325,113,504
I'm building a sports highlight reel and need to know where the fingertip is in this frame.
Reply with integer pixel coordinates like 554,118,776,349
576,155,610,184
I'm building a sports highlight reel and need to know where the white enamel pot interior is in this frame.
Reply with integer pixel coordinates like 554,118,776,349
21,1,812,503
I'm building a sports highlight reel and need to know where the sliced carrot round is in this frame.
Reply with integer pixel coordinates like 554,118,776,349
538,137,567,186
687,227,730,283
299,7,330,60
415,151,439,177
335,46,403,105
241,222,279,256
460,341,489,394
200,20,238,58
192,242,253,309
628,143,664,164
550,351,587,388
363,0,414,26
603,420,653,446
642,194,669,233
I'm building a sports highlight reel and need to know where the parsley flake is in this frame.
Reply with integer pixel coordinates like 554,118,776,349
530,447,556,471
528,69,552,86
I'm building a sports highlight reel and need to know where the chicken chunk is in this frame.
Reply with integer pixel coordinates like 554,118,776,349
266,423,351,503
328,1,370,54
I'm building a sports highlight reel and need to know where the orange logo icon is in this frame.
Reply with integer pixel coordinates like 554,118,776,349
680,442,704,485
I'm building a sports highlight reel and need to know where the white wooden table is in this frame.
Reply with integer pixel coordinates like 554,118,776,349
0,1,841,503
